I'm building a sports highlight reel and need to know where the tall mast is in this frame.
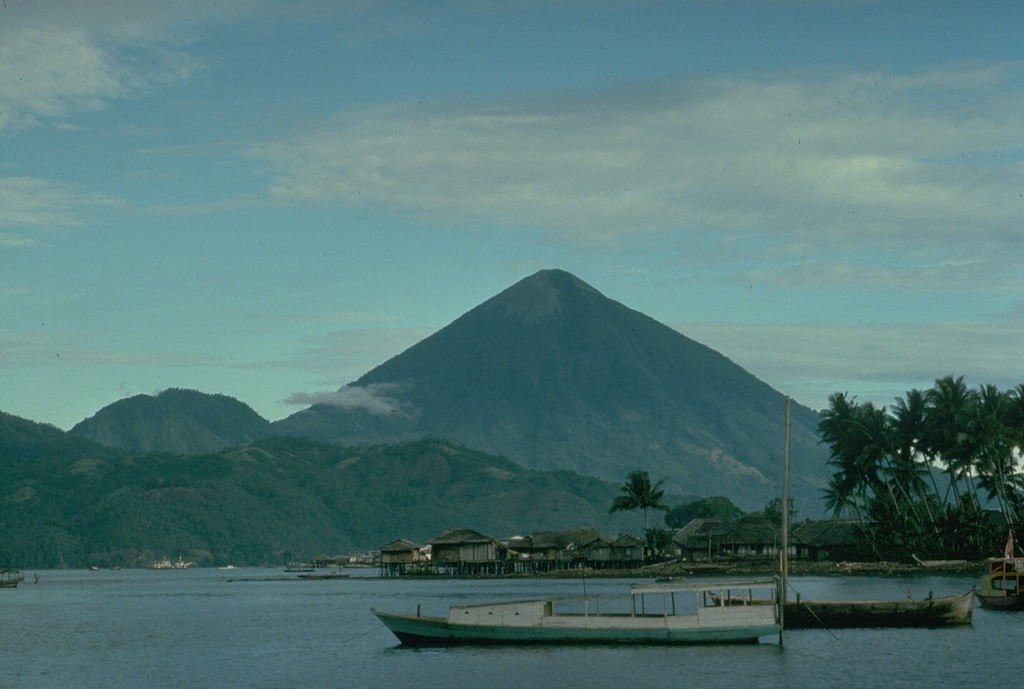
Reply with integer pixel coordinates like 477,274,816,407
780,396,791,639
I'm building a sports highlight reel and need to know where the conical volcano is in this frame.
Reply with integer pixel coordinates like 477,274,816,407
273,269,828,513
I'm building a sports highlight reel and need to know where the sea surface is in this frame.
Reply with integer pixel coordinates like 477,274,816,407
2,568,1019,689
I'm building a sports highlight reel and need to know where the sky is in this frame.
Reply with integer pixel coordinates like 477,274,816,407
1,0,1021,431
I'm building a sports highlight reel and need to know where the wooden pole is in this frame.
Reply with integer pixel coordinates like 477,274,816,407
780,395,791,645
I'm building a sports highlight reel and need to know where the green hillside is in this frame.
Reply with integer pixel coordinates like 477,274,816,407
2,413,655,568
69,388,271,455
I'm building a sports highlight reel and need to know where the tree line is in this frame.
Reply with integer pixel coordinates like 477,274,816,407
819,375,1023,560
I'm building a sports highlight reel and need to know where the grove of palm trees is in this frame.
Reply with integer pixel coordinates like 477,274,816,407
819,376,1023,560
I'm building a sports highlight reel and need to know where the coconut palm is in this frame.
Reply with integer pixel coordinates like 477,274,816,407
971,385,1020,526
923,376,979,508
889,389,936,528
609,469,668,532
822,473,860,520
818,392,866,505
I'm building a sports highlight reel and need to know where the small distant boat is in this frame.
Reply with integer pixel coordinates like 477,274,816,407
1,569,25,588
149,556,194,570
373,577,782,646
298,571,350,580
218,565,237,570
977,532,1024,611
284,562,314,572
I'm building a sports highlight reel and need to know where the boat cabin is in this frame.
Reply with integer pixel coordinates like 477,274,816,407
977,558,1024,610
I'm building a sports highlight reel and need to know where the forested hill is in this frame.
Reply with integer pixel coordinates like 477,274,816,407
69,388,271,455
1,413,651,569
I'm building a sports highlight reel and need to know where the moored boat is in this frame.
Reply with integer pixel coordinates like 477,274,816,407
1,569,25,588
148,556,194,570
714,590,975,628
373,577,782,646
976,532,1023,611
783,590,975,628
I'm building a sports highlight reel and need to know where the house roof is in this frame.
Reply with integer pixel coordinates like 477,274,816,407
680,516,780,548
672,518,719,545
427,528,500,546
380,538,422,552
526,528,607,550
611,534,643,547
726,516,780,544
792,519,860,547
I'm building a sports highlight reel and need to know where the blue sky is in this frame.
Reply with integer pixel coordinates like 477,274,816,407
2,0,1021,430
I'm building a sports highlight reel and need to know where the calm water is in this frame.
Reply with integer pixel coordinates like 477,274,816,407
2,568,1019,689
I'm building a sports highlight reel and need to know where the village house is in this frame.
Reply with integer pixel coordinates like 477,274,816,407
379,538,424,577
678,516,782,562
378,527,648,575
609,534,645,567
508,528,608,571
791,520,861,561
668,518,718,560
427,528,509,575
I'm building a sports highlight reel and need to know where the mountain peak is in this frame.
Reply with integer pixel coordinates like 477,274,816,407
275,270,830,513
69,388,270,454
484,269,601,323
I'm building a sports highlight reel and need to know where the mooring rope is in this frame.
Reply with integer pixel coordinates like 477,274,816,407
786,581,839,641
339,624,387,644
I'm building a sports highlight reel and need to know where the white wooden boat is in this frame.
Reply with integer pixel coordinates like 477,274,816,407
373,577,781,646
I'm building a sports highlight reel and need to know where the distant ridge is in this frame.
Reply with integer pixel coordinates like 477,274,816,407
273,269,829,513
69,388,270,455
0,425,645,568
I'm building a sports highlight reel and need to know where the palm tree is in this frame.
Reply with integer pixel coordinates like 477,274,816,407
819,392,867,512
890,389,936,528
822,473,860,520
971,384,1019,526
923,376,979,508
1004,384,1024,521
609,469,668,532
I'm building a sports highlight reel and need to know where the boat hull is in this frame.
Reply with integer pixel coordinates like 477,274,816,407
372,610,778,646
977,594,1024,611
783,591,974,629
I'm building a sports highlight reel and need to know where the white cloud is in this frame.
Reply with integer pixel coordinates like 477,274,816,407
0,21,202,132
286,383,412,416
0,232,39,247
679,318,1024,411
739,258,1024,293
0,177,121,231
260,64,1023,257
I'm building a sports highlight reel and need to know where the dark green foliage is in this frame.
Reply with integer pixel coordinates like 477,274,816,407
68,388,271,455
609,469,668,534
818,377,1024,560
644,528,674,561
1,415,648,568
664,495,745,528
761,497,796,527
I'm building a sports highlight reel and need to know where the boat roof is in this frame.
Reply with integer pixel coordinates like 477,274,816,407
631,577,779,595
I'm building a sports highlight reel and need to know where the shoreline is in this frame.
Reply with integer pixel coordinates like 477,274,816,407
389,559,988,580
640,558,986,578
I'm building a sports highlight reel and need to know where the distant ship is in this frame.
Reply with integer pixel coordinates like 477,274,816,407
149,556,194,570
